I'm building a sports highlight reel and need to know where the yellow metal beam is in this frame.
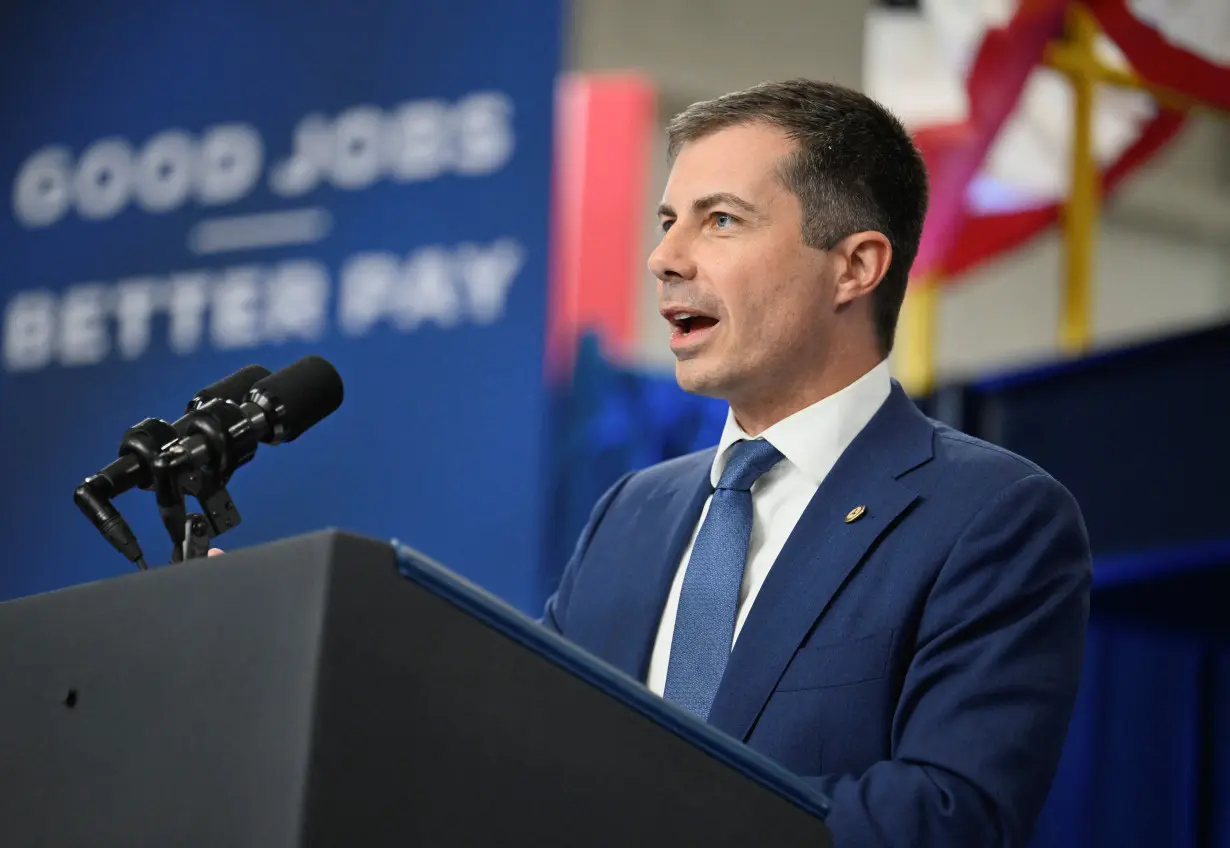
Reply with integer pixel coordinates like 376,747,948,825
1044,41,1219,115
896,273,940,396
1053,4,1101,354
1042,4,1222,354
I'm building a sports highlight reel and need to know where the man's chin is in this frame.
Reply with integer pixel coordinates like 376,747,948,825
674,360,729,398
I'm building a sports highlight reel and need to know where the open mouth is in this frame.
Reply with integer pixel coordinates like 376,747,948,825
664,309,720,350
670,313,719,336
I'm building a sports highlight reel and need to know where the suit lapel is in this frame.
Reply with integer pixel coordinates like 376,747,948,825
600,453,713,681
707,385,934,740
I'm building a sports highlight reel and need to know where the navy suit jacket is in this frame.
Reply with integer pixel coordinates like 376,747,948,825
542,382,1092,847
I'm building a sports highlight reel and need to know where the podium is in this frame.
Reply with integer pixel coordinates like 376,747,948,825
0,530,833,846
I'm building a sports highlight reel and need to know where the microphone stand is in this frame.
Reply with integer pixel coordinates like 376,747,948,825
180,467,243,561
94,354,342,566
151,443,244,563
77,365,276,568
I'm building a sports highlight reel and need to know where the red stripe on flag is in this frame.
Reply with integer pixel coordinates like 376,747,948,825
1090,0,1230,113
913,0,1069,279
941,108,1185,278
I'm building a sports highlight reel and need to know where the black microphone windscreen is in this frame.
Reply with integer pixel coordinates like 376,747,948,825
250,355,344,440
188,364,272,411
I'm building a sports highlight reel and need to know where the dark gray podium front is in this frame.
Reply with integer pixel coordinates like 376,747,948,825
0,530,833,846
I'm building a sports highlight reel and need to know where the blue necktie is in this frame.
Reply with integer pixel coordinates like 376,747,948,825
663,438,784,719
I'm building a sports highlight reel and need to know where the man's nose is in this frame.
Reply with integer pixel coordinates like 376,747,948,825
648,228,697,283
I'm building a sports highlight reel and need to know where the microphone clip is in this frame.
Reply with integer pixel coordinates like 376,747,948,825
180,513,214,561
152,445,244,563
178,469,242,561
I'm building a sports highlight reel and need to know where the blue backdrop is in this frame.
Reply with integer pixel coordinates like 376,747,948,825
0,1,563,613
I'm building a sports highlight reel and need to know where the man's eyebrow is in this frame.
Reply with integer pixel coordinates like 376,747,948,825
657,192,761,219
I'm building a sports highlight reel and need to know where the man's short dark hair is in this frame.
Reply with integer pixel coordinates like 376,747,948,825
665,79,929,356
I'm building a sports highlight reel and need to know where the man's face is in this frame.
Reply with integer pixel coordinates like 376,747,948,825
650,122,837,406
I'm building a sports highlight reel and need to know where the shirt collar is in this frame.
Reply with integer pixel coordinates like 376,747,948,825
710,359,893,488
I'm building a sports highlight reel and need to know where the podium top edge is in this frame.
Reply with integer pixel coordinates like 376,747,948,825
389,539,834,823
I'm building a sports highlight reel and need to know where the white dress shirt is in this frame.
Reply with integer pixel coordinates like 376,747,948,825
645,360,893,696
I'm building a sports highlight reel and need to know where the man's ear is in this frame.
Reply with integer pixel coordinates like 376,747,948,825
832,231,893,306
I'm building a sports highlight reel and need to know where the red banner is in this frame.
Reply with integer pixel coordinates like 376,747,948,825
547,73,656,375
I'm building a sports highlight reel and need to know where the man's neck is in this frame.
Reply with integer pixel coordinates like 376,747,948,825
728,355,885,438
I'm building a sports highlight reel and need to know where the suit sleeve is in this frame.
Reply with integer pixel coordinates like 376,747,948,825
804,472,1093,848
540,471,635,635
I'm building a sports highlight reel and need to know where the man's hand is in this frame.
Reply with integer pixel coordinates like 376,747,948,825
207,548,224,557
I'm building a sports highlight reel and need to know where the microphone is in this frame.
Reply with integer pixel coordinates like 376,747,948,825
74,364,272,567
150,355,344,556
187,364,275,413
160,354,343,471
83,364,273,498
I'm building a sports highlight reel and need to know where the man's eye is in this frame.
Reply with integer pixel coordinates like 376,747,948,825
660,219,674,233
712,212,734,228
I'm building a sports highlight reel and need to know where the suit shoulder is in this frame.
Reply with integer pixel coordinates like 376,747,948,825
925,422,1077,509
920,424,1090,559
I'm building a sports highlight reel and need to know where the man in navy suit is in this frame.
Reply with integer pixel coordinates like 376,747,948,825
541,79,1092,847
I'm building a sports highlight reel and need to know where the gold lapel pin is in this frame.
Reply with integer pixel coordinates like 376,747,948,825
845,505,867,523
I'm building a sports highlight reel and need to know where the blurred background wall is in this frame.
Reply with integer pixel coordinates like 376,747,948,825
569,0,1230,379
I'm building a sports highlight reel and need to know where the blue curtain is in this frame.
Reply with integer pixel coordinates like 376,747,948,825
544,333,727,588
1031,623,1230,847
547,333,1230,846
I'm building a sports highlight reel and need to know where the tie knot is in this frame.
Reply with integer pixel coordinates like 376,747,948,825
717,439,783,492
